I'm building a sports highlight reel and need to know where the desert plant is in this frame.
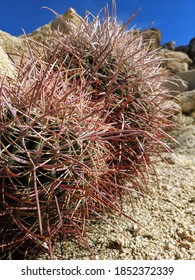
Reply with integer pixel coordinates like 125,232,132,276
44,3,175,191
0,57,117,259
0,2,175,259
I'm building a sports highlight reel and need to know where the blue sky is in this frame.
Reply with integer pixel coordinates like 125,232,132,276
0,0,194,46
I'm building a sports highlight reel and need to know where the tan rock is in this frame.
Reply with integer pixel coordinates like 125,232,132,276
23,23,53,46
177,70,195,90
164,76,188,95
0,8,82,67
0,30,23,53
163,100,182,116
26,8,82,45
169,61,188,73
160,49,192,73
0,46,17,78
0,30,26,63
164,50,192,64
178,89,195,113
142,28,161,50
161,41,175,50
51,8,82,33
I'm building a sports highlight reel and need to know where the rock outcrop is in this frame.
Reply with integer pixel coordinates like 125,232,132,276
175,37,195,68
161,41,175,50
175,45,189,54
176,70,195,90
0,46,16,78
160,38,195,115
178,90,195,114
24,8,82,46
160,49,192,73
188,37,195,67
0,30,26,64
142,28,162,50
51,8,82,33
0,8,82,67
164,77,188,95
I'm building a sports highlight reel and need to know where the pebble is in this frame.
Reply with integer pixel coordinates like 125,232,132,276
163,153,178,164
164,241,175,250
142,232,155,240
177,229,195,242
131,191,140,199
128,224,140,237
175,251,183,259
188,197,195,203
179,241,191,250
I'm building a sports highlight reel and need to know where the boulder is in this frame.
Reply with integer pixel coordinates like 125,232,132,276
188,37,195,67
164,76,188,95
175,38,195,68
178,90,195,113
175,45,189,54
0,46,17,78
26,8,82,45
176,70,195,90
142,28,162,50
160,49,192,73
163,100,182,116
0,30,26,64
0,8,82,65
161,41,175,50
51,8,82,33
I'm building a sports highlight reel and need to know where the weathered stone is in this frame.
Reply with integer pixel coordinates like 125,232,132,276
0,46,17,78
160,49,192,73
175,45,189,54
51,8,82,33
177,70,195,90
164,76,188,95
26,8,82,45
178,89,195,113
0,8,82,66
163,100,182,116
161,41,175,50
24,23,53,46
0,30,26,64
142,28,162,50
175,38,195,69
188,37,195,66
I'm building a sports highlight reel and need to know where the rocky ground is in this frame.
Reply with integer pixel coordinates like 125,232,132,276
37,113,195,260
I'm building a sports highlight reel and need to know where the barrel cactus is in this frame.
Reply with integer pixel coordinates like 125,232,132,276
0,3,175,259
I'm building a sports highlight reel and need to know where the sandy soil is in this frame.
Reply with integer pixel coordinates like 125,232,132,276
37,113,195,260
